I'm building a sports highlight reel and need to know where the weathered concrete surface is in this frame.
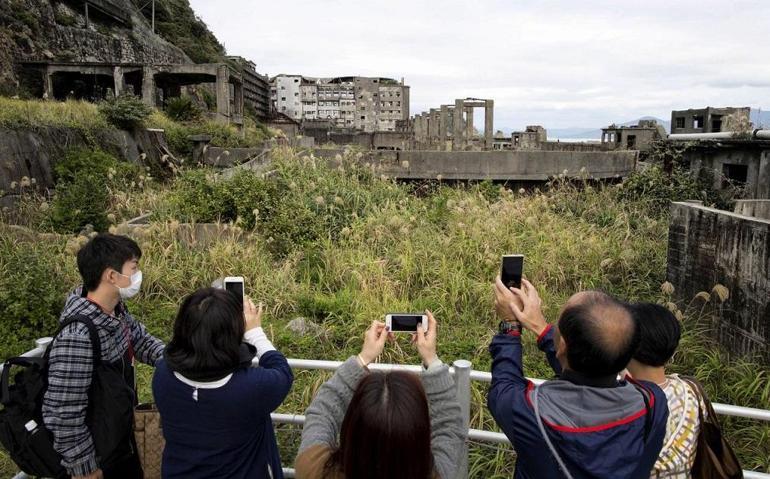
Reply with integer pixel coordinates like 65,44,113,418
306,149,636,181
734,199,770,220
0,127,139,193
0,126,179,197
667,202,770,361
682,140,770,199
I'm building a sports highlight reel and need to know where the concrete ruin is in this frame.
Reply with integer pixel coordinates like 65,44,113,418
142,63,244,126
411,98,494,151
601,119,666,152
227,56,271,121
308,148,636,181
512,126,547,150
672,138,770,199
22,61,247,127
671,107,750,134
667,201,770,362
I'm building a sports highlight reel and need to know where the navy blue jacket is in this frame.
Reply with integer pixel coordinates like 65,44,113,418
152,350,293,479
488,326,668,479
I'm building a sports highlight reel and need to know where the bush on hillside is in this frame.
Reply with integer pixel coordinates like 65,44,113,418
166,95,203,122
0,237,74,359
98,94,152,130
49,171,111,233
616,164,738,213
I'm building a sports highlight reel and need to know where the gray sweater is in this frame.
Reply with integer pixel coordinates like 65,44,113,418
298,356,466,479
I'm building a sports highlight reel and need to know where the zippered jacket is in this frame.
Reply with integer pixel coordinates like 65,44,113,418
488,326,669,479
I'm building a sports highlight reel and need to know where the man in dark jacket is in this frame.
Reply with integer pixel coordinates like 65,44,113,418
42,234,165,479
488,278,668,479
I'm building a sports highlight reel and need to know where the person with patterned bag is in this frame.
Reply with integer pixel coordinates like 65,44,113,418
626,302,742,479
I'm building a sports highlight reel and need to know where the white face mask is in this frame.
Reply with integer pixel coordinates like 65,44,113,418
115,270,143,299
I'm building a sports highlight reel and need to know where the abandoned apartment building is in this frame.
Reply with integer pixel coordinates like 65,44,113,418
670,106,751,134
270,75,410,132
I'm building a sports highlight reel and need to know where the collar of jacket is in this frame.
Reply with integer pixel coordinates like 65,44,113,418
561,369,618,388
58,285,125,333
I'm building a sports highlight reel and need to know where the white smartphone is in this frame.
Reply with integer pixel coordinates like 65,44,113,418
223,276,245,305
385,313,428,333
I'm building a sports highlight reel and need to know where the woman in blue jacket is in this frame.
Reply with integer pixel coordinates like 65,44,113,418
153,287,293,479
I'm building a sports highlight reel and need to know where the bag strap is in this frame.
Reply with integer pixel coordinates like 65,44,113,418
680,376,714,426
533,386,575,479
48,314,102,365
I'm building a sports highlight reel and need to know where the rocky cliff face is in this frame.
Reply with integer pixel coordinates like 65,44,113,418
0,0,190,94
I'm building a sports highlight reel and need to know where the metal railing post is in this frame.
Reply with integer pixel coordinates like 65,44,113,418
453,359,472,479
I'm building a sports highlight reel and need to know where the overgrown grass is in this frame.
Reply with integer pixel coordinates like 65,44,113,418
0,97,110,132
0,150,767,477
146,111,270,159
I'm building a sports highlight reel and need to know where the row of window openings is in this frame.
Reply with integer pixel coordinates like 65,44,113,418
674,115,723,131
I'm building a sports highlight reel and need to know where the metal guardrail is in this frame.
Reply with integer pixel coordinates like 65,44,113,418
6,341,770,478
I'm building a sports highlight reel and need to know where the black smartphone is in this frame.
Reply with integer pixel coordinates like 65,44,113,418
223,276,245,306
501,255,524,290
385,313,428,333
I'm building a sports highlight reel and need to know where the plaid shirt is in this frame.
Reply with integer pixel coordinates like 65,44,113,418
41,286,165,476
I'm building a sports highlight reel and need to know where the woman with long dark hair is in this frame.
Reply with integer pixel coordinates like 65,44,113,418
152,287,293,479
295,312,466,479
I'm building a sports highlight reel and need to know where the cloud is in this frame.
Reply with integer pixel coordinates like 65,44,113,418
190,0,770,128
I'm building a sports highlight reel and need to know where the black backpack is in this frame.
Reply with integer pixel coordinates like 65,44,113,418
0,315,135,477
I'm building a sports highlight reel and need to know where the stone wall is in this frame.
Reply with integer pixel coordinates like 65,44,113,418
306,148,636,181
667,202,770,361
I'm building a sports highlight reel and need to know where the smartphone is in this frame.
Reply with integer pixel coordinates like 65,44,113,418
501,255,524,290
385,313,428,333
223,276,245,306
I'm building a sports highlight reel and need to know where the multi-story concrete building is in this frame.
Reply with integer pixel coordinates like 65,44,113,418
271,74,303,120
270,75,409,132
226,56,270,121
670,106,751,134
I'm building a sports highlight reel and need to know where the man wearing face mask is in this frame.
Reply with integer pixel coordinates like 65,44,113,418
42,233,165,479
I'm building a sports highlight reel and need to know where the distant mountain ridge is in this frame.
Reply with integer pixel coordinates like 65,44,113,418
501,110,769,140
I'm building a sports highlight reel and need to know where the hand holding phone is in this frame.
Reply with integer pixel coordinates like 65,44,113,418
359,320,390,365
412,311,438,367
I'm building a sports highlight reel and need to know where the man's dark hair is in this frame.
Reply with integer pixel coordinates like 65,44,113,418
77,233,142,292
558,291,640,378
165,288,245,376
630,302,681,367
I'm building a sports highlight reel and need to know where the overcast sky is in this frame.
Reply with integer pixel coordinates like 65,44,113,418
189,0,770,129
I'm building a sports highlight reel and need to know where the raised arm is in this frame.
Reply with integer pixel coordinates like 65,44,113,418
298,356,367,452
243,299,294,413
299,320,388,453
414,311,466,479
127,311,165,366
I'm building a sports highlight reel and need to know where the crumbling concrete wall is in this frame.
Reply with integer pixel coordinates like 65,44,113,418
667,202,770,361
682,143,770,199
734,199,770,220
304,149,636,181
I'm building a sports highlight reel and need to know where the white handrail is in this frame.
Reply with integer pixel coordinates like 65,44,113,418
6,343,770,478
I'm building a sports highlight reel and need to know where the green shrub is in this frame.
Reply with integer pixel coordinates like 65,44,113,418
50,171,111,233
165,95,203,122
54,10,77,26
0,236,76,360
616,164,734,214
98,94,152,130
54,148,144,189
